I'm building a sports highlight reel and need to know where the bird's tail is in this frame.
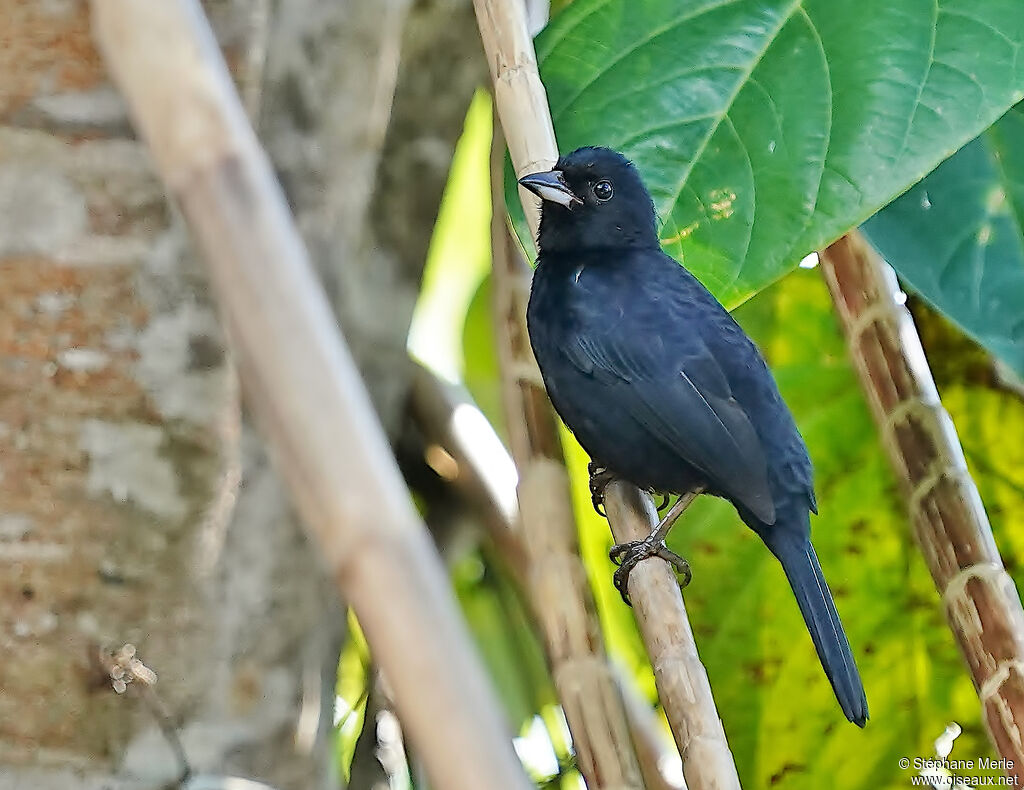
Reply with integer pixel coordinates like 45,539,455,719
761,525,868,726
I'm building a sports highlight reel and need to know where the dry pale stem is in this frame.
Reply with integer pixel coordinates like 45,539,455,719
474,0,743,785
410,366,685,790
821,232,1024,782
616,667,686,790
483,121,643,788
89,2,530,789
473,0,558,239
605,482,742,790
408,365,529,578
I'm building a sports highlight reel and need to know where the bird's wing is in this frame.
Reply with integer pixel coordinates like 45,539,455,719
565,326,776,524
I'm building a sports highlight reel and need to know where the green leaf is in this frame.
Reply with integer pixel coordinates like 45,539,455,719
509,0,1024,306
454,552,555,731
462,275,507,442
409,89,493,380
683,271,949,788
862,104,1024,377
336,611,371,780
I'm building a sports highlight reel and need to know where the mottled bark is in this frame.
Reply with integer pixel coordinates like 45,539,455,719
0,2,339,789
3,0,484,785
89,1,532,788
259,0,486,435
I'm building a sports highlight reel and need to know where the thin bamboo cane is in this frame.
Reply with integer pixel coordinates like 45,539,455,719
603,483,741,790
410,364,685,790
409,364,529,580
615,667,685,790
89,3,531,790
474,0,557,240
820,232,1024,784
488,120,644,790
472,1,742,787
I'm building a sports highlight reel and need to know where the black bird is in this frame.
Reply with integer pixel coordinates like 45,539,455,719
519,146,868,727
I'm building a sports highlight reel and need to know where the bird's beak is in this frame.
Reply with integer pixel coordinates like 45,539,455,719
518,170,582,209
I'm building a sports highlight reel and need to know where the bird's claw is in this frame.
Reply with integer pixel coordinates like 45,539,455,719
608,538,691,606
588,462,615,517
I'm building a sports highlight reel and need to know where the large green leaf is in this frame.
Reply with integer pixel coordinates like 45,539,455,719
862,104,1024,377
509,0,1024,307
409,90,493,380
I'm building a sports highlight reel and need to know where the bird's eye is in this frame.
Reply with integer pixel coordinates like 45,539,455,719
593,180,614,201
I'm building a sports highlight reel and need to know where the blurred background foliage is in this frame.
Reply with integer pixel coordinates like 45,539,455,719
366,0,1024,786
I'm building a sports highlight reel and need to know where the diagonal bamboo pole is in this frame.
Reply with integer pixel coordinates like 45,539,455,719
410,364,685,790
602,483,740,790
89,3,530,790
488,117,644,790
473,4,645,788
473,1,742,787
820,232,1024,784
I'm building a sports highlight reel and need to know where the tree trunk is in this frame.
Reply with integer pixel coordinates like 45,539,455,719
0,1,415,787
1,0,490,787
259,0,486,433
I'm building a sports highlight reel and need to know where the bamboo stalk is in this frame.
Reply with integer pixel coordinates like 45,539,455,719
488,122,644,790
474,0,557,240
410,364,685,790
615,667,685,790
473,1,741,787
89,4,530,790
475,7,646,789
820,232,1024,783
604,483,741,790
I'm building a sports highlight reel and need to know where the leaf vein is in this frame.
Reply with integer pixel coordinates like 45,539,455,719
616,113,718,148
894,0,938,165
661,0,804,245
585,65,745,120
550,0,747,118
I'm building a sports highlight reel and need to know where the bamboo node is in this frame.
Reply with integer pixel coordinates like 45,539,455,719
943,562,1009,610
909,463,972,516
551,655,620,690
846,300,893,341
651,643,700,687
518,456,572,495
512,361,546,388
979,660,1024,704
495,60,534,82
881,396,943,437
516,158,559,178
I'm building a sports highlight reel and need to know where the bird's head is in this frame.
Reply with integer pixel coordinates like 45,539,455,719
518,146,659,254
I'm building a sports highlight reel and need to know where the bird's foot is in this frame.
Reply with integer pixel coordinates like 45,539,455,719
588,462,616,517
608,537,691,606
